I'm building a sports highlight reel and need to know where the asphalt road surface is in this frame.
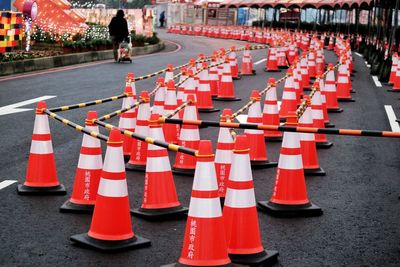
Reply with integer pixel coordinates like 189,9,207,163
0,29,399,267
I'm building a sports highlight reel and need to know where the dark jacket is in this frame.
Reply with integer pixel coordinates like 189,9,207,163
108,16,129,42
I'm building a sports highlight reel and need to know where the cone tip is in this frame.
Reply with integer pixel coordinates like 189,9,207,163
36,101,47,110
167,64,173,70
250,90,260,98
87,110,98,120
234,135,250,152
187,94,196,102
197,140,213,157
140,90,149,98
149,113,161,127
167,80,175,90
108,128,123,145
157,77,165,83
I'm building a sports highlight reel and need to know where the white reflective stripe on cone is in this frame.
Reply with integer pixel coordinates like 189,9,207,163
137,105,150,121
147,156,171,172
183,106,197,120
118,117,135,129
179,128,200,141
78,154,103,169
248,102,262,118
103,146,125,173
215,149,232,164
33,115,51,134
300,133,315,141
243,57,250,63
188,197,222,218
30,140,53,154
135,125,148,135
230,153,252,181
263,104,278,114
221,75,232,82
278,154,303,170
209,74,219,80
282,132,300,148
338,76,348,83
165,72,174,81
324,84,336,92
225,188,256,208
312,109,324,119
193,162,218,190
198,83,210,92
282,91,297,100
82,126,102,148
244,128,263,135
98,178,128,197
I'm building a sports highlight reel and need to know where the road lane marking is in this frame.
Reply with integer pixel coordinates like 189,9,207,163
372,76,382,87
355,52,362,57
384,105,400,132
0,180,17,190
254,58,267,65
0,95,56,116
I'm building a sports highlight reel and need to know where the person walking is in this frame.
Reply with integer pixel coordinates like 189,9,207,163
108,9,129,62
159,11,165,28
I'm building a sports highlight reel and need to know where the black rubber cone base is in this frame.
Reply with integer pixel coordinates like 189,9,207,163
125,163,146,172
172,167,195,177
303,87,311,91
327,107,343,113
123,155,130,162
241,70,256,76
316,141,333,149
220,197,225,208
264,68,281,72
264,136,283,142
70,233,151,252
214,97,242,101
387,89,400,92
250,160,278,169
232,75,242,80
60,200,94,214
278,66,289,69
17,184,66,195
252,70,256,74
304,167,326,176
351,90,356,93
211,95,218,99
229,249,279,266
324,122,335,128
198,107,220,113
257,201,323,217
131,206,188,221
337,98,355,102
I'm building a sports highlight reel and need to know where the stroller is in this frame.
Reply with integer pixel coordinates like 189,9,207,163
117,36,133,63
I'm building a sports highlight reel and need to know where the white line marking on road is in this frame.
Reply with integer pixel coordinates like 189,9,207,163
0,180,17,190
355,52,362,57
384,105,400,132
254,58,267,65
0,95,56,116
372,76,382,87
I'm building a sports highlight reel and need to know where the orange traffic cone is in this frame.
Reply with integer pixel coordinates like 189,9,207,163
153,77,166,116
229,46,241,80
316,49,325,74
215,109,234,199
279,69,297,121
241,44,256,76
298,97,325,176
209,56,220,98
173,95,200,176
132,114,188,220
126,91,150,172
245,90,277,169
177,140,231,266
224,135,279,265
164,80,181,144
60,111,103,213
183,69,198,102
177,68,187,119
263,78,283,141
300,56,310,90
277,47,288,69
328,35,334,50
18,101,66,195
391,63,400,91
307,50,317,78
71,129,151,251
197,62,220,113
336,59,355,102
257,113,323,217
293,63,303,105
264,47,280,72
215,58,241,101
324,64,343,113
388,53,398,85
316,71,335,128
311,85,333,149
119,85,137,161
165,64,174,82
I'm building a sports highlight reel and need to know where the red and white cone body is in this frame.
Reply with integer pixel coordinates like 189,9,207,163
209,61,220,97
153,80,166,116
389,53,398,85
393,64,400,91
311,91,332,147
197,64,218,112
262,79,282,140
215,110,234,198
216,60,240,100
229,50,239,79
336,63,353,100
279,73,297,120
307,51,317,78
177,71,187,119
265,48,279,71
164,81,181,144
241,48,254,75
300,57,310,90
118,86,137,159
324,67,342,112
126,92,150,171
178,140,231,266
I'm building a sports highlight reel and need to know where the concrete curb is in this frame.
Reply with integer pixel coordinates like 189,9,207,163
0,41,165,76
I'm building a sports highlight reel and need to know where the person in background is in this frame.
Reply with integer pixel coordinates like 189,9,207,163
159,11,165,28
108,9,129,62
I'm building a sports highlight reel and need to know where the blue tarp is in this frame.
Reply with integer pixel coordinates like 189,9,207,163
0,0,12,11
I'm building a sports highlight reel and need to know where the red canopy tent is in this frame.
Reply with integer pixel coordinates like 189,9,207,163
220,0,374,8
